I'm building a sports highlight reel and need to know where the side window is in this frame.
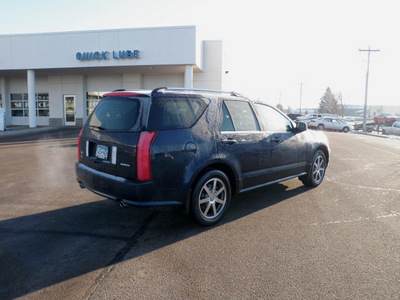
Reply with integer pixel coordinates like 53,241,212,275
254,103,293,132
148,97,209,130
223,101,260,131
219,102,235,131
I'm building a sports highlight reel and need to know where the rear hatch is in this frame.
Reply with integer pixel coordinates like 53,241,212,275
79,92,150,180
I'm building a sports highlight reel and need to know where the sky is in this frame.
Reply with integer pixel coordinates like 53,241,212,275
1,0,399,110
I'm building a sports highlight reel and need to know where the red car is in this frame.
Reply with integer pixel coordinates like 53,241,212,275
374,113,397,124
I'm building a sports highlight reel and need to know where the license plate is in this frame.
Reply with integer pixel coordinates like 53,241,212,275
95,145,109,160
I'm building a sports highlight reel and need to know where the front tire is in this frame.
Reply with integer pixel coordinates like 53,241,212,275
301,150,327,187
318,124,324,131
343,127,349,133
191,170,231,226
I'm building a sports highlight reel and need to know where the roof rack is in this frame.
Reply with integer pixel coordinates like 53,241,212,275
152,87,242,97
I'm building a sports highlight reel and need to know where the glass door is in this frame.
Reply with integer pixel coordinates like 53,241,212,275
64,95,76,126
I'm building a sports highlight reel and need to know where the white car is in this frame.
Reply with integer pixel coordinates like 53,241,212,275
297,114,338,124
308,117,353,133
340,117,356,126
382,122,400,136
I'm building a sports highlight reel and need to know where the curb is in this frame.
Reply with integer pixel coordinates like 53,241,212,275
0,126,65,137
352,130,400,141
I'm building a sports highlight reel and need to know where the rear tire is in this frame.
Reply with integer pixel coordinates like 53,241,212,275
300,150,327,187
191,170,231,226
318,124,324,131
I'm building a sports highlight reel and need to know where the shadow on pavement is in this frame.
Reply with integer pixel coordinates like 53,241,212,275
0,181,308,299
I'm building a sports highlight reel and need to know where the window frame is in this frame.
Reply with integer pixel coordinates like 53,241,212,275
147,96,209,131
86,91,110,116
10,93,49,117
253,102,295,132
220,100,261,132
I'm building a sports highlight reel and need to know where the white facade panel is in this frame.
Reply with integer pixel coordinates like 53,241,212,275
0,26,223,127
142,74,183,90
0,26,198,70
194,41,223,90
87,75,123,92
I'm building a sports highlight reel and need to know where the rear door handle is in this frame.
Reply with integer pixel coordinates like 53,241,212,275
222,139,237,145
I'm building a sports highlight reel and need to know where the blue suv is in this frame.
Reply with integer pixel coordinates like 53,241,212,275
76,87,330,225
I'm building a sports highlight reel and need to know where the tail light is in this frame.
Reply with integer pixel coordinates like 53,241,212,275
137,131,159,182
78,127,84,161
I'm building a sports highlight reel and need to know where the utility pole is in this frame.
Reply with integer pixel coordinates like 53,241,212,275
359,47,380,132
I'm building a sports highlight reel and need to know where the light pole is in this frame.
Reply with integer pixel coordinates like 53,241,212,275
359,47,380,132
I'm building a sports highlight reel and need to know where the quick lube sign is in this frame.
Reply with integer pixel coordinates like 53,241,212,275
76,50,140,61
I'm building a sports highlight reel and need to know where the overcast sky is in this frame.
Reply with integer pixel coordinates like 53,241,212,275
1,0,398,110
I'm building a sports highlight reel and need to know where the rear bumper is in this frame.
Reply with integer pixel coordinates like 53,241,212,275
75,162,183,206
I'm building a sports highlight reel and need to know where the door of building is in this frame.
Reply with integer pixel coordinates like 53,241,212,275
64,95,76,126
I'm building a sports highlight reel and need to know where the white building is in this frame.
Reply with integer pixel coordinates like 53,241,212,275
0,26,223,127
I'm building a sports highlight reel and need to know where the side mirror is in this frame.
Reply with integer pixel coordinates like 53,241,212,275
296,122,307,133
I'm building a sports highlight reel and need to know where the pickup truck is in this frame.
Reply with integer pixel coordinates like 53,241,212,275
373,113,397,124
382,122,400,136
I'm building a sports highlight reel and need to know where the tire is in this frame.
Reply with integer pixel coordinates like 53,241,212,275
300,150,327,187
191,170,231,226
343,127,349,133
318,124,324,131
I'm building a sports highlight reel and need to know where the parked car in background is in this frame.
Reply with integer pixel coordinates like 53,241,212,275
297,113,338,124
76,87,330,226
382,121,400,136
287,113,303,121
340,117,356,126
374,113,397,124
308,117,353,133
297,114,322,124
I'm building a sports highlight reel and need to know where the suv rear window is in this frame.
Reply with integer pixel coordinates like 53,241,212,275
88,97,140,131
147,97,208,130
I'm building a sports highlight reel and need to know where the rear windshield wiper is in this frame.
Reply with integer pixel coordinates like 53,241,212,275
89,125,106,131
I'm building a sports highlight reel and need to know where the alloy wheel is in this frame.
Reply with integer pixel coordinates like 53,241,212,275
198,178,227,220
312,154,325,185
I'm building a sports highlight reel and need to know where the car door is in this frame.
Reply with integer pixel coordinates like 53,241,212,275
323,118,334,130
254,103,308,181
331,119,343,130
393,122,400,135
217,100,271,189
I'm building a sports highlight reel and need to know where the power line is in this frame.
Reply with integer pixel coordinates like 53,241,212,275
359,47,380,132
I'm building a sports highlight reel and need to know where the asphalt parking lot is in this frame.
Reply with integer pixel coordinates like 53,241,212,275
1,128,399,299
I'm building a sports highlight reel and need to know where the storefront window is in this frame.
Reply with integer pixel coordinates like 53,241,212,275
86,91,109,116
10,93,49,117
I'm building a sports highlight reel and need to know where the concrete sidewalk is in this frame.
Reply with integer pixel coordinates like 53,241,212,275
0,126,79,137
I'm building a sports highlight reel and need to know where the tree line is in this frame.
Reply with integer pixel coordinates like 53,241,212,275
276,87,343,115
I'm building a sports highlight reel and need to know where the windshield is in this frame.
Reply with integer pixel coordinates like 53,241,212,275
88,97,141,131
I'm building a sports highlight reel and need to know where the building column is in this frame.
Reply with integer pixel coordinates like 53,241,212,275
184,65,193,89
0,77,10,126
27,70,36,128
